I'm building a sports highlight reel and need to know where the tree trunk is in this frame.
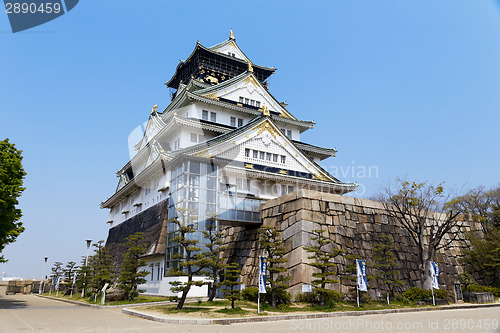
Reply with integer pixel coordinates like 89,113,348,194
177,289,188,310
208,282,216,302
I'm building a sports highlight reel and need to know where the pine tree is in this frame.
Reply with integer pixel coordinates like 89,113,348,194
50,261,63,291
304,228,344,306
201,216,226,302
88,240,115,300
167,209,204,310
221,262,242,309
62,261,77,293
372,234,403,303
75,256,92,296
258,225,289,308
117,232,149,301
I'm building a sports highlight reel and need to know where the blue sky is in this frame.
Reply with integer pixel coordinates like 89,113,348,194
1,1,499,278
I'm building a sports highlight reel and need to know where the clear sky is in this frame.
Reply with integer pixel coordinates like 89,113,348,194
1,1,499,278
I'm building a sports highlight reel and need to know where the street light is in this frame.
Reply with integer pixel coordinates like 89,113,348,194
81,239,92,298
40,257,48,294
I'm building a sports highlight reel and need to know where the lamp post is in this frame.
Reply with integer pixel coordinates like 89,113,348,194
81,239,92,298
39,257,48,294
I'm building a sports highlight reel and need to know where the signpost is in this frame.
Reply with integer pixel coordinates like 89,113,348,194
258,256,267,314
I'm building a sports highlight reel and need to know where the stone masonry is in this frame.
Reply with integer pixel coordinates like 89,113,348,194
221,189,480,297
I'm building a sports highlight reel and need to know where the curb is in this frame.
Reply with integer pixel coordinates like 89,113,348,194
35,294,175,309
122,302,500,325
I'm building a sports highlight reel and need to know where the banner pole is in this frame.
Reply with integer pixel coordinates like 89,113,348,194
258,292,260,314
357,286,360,307
432,287,435,306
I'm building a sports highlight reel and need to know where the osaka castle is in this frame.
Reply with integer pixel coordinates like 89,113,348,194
102,30,357,296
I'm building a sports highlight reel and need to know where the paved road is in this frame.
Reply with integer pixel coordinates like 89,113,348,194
1,294,500,332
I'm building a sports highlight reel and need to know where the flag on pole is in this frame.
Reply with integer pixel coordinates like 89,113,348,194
55,276,60,291
356,259,368,292
72,272,77,286
259,257,267,294
430,262,439,289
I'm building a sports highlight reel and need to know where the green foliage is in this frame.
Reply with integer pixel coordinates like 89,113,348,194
258,225,290,308
372,234,403,301
241,285,291,306
200,216,226,302
304,228,344,306
0,139,26,262
221,262,242,309
465,284,500,297
241,286,259,302
453,185,500,288
402,287,447,301
51,262,63,283
88,240,115,298
117,232,149,301
75,256,92,296
295,290,343,306
264,287,291,306
167,209,204,310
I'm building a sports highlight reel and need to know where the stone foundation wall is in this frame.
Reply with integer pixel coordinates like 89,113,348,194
221,190,480,296
105,200,169,270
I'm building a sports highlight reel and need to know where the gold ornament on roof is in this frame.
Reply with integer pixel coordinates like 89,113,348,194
248,62,253,72
262,104,270,116
230,29,235,39
151,104,158,114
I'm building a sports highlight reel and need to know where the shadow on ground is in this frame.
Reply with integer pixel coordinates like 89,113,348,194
0,295,29,309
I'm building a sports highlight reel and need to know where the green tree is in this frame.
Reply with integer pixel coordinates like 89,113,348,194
75,256,92,296
117,232,149,301
450,185,500,287
372,234,403,303
0,139,26,262
167,209,204,310
200,216,226,302
258,225,289,308
304,228,344,306
88,240,115,300
221,262,242,309
62,261,77,292
381,178,461,289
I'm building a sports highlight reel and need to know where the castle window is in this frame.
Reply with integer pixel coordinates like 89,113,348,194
237,118,243,127
245,98,249,104
245,148,250,157
287,130,292,139
230,117,236,127
266,152,272,161
190,133,198,143
210,112,217,122
255,101,261,108
281,155,286,164
239,96,244,103
260,151,265,159
253,150,258,159
202,110,209,121
273,154,278,162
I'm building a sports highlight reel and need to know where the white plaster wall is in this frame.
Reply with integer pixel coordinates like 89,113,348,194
140,276,212,297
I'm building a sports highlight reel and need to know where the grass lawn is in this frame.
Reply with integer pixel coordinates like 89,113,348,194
40,292,171,306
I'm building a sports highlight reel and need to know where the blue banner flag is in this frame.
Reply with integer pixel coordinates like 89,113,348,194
356,259,368,292
259,257,267,294
430,262,439,289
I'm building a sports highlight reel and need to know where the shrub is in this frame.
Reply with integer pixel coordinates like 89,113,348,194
241,286,259,302
264,287,291,306
402,287,447,301
465,285,500,297
295,290,343,305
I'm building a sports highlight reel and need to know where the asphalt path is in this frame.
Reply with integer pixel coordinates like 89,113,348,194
1,294,500,332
